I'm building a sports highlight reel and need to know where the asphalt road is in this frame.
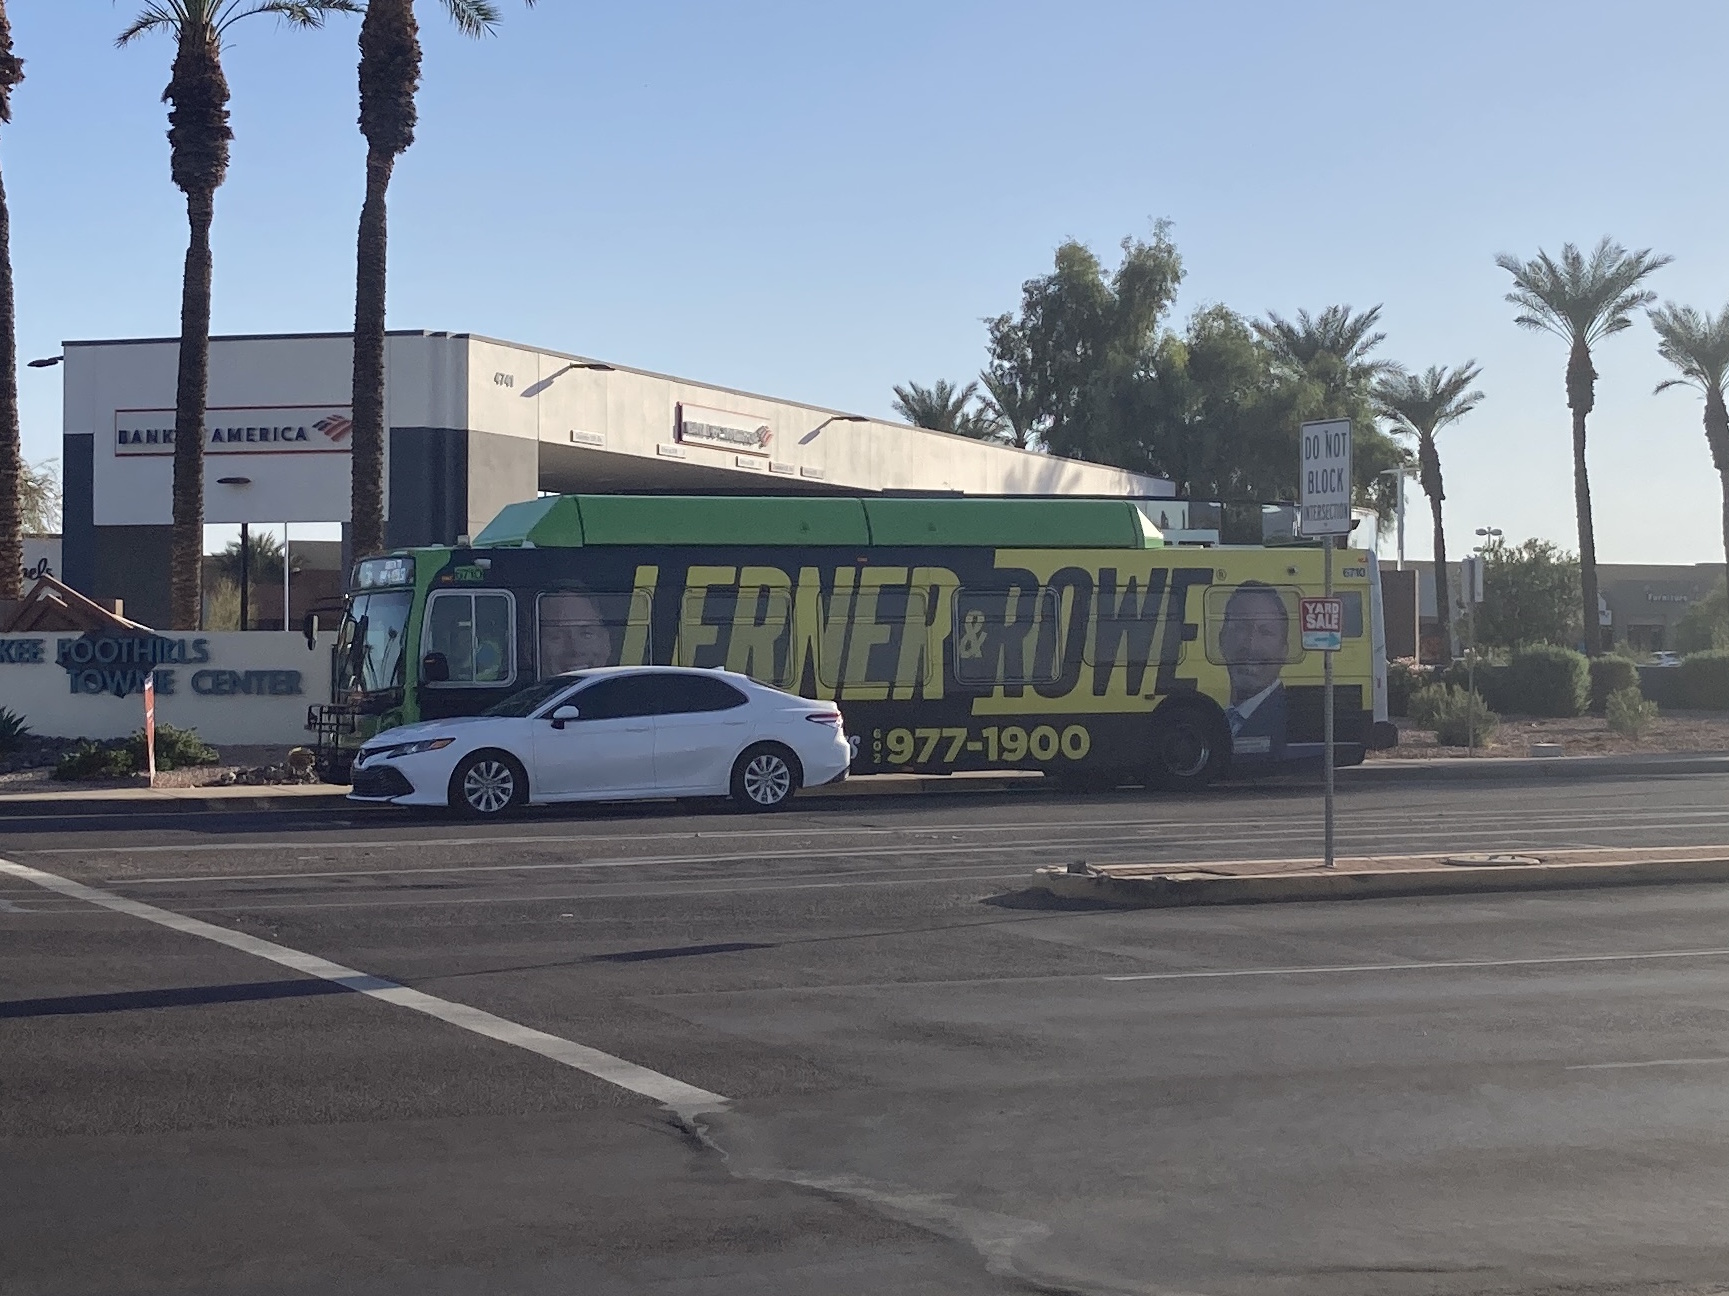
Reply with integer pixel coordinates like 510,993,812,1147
5,771,1729,1296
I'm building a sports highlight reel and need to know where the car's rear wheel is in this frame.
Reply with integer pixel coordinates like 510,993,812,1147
730,743,801,811
449,750,527,818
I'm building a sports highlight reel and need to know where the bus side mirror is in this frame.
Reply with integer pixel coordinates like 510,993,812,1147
422,652,450,683
302,612,319,651
549,705,580,729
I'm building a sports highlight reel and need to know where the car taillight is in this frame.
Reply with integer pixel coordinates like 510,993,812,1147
805,711,843,725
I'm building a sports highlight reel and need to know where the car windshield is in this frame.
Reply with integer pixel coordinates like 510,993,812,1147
479,674,589,718
335,590,412,695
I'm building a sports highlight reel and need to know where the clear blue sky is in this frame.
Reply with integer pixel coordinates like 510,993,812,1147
8,0,1727,565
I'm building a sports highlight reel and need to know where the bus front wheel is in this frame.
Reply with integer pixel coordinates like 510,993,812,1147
1147,706,1226,791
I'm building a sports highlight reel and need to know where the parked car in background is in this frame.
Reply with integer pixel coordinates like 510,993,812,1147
348,666,851,817
1651,651,1683,667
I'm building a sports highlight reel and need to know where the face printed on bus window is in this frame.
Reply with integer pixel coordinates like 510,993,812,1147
539,592,615,675
1219,585,1289,704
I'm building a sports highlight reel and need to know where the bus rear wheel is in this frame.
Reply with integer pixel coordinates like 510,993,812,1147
1148,706,1225,791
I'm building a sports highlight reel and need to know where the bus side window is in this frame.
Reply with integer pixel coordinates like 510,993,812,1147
537,590,651,678
424,591,516,687
952,587,1060,686
1201,585,1302,666
1342,591,1364,638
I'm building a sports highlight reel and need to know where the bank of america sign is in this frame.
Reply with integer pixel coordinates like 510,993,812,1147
114,406,354,456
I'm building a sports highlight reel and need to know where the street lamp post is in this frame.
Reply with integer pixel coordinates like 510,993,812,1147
1376,466,1417,570
1462,526,1502,756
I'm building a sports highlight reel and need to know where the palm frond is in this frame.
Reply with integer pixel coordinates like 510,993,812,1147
436,0,522,37
1372,361,1485,438
1496,238,1671,346
217,0,361,34
1650,300,1729,397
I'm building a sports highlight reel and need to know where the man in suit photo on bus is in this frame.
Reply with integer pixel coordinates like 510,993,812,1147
1218,581,1291,760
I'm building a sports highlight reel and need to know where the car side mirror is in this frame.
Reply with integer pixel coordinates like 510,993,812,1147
302,612,319,650
422,651,450,683
549,704,580,729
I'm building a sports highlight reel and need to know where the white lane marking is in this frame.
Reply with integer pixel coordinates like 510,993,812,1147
1104,947,1729,983
0,858,728,1119
105,818,1729,888
0,896,26,913
1567,1057,1729,1071
27,803,1729,859
135,869,1035,913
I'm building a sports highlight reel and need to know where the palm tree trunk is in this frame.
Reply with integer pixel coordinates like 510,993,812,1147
1706,390,1729,578
1566,338,1602,655
170,189,214,629
1571,404,1601,655
349,146,393,560
1428,491,1453,660
0,158,21,602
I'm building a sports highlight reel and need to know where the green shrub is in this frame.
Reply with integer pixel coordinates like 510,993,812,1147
1387,659,1421,717
0,706,30,753
54,742,137,781
1410,683,1499,747
1674,582,1728,654
1503,644,1590,717
1677,649,1729,710
1588,656,1640,715
126,723,219,771
1606,687,1659,738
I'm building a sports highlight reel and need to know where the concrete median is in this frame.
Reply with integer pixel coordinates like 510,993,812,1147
1034,846,1729,909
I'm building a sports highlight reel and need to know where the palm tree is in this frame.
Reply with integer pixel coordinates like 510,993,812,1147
350,0,536,562
1374,364,1485,659
120,1,358,629
892,379,980,434
1650,302,1729,575
978,367,1042,450
0,5,22,604
1495,238,1671,654
1254,304,1400,400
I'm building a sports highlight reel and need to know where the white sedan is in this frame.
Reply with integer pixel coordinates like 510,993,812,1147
348,666,853,817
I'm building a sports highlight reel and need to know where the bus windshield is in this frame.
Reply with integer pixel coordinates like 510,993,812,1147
336,590,412,695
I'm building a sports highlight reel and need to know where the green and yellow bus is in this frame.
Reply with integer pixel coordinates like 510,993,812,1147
310,494,1396,786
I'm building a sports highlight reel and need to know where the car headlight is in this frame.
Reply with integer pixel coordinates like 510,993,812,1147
362,737,455,763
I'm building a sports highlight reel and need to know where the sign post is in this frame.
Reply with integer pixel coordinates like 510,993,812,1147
1300,419,1352,870
142,671,157,788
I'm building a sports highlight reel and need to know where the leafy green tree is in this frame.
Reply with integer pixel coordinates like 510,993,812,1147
1475,537,1583,654
1375,363,1485,658
350,0,536,561
1673,580,1728,653
1649,302,1729,574
1134,304,1309,501
0,4,22,602
1496,238,1671,655
120,0,358,628
985,226,1184,467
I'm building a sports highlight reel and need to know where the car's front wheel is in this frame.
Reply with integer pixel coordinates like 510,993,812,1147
449,750,527,818
730,743,801,812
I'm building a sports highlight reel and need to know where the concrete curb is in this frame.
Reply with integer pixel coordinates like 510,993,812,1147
1036,855,1729,909
0,772,1043,818
1342,754,1729,784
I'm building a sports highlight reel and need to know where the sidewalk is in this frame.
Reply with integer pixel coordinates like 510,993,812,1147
0,751,1722,818
1035,845,1729,909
